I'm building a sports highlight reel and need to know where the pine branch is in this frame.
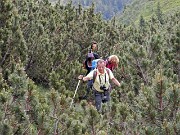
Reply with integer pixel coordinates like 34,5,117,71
159,80,163,111
0,48,10,66
22,122,32,135
136,59,148,84
54,119,59,135
3,102,8,120
37,129,42,135
25,55,33,71
50,116,60,135
3,96,15,120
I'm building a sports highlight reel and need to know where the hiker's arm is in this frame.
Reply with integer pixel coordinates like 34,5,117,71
78,71,93,81
78,75,91,81
111,78,121,87
108,69,120,87
82,76,91,81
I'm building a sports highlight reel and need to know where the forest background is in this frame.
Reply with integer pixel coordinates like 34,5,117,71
0,0,179,134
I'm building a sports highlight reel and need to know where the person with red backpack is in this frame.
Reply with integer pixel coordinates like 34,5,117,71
105,55,119,71
78,59,121,112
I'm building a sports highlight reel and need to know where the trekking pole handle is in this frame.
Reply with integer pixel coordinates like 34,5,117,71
78,75,84,80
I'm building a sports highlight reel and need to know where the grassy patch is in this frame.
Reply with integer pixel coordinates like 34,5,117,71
118,0,180,25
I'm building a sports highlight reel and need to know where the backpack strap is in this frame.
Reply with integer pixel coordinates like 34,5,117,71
106,68,110,77
93,70,97,83
92,68,110,83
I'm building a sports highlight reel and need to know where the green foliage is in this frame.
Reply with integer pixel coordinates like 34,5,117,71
0,123,13,135
137,69,180,134
0,0,27,73
0,0,179,134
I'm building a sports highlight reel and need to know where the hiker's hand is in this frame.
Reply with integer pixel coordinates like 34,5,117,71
78,75,84,80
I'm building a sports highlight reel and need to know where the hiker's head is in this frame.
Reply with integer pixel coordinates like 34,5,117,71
109,55,119,68
97,59,106,73
91,41,97,52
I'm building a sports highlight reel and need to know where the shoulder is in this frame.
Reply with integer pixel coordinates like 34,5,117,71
105,68,114,78
105,68,111,74
93,53,100,59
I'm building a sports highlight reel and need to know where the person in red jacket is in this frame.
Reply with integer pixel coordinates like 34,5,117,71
106,55,119,71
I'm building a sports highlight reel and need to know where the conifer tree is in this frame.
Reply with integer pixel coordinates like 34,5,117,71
0,0,27,75
156,2,163,24
139,15,145,28
137,69,180,134
0,0,179,134
0,58,30,134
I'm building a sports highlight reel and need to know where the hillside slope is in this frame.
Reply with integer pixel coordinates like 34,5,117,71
0,0,179,134
49,0,132,20
118,0,180,25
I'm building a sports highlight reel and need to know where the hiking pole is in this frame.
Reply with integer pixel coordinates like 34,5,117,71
70,79,81,108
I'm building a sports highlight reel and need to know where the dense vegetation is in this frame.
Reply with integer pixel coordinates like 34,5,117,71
0,0,179,134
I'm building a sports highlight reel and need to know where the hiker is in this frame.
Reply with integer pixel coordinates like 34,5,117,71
78,59,121,112
80,53,95,100
106,55,119,71
83,41,100,74
90,41,99,59
83,53,95,75
80,41,100,99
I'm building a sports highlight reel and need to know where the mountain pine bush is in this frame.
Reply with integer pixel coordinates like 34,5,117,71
0,0,179,134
